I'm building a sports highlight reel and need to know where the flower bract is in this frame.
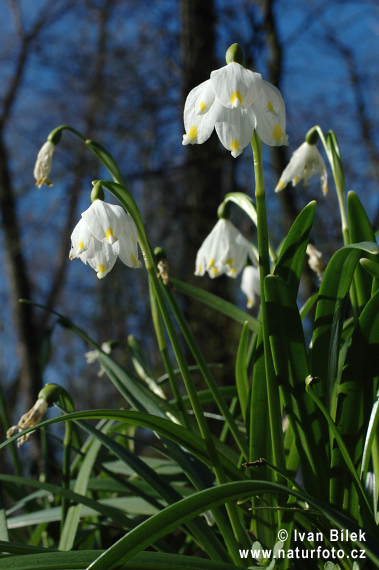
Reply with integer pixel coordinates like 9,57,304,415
241,265,261,308
7,398,48,447
69,199,142,278
34,141,55,188
182,61,288,157
195,218,254,279
275,141,328,194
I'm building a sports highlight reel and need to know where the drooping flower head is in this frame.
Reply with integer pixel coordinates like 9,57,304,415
195,217,254,279
275,140,328,195
70,193,142,279
241,265,261,308
182,43,288,158
34,141,55,188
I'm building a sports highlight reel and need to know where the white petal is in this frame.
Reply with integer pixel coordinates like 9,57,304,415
82,200,130,244
81,238,119,279
253,81,289,147
117,229,142,268
194,80,216,115
69,218,92,258
215,107,256,157
211,62,262,109
241,266,261,308
183,97,222,146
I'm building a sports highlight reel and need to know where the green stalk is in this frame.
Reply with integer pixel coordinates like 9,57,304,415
38,383,74,531
148,276,191,430
250,133,285,475
47,125,127,185
163,286,248,457
313,126,349,246
98,180,248,564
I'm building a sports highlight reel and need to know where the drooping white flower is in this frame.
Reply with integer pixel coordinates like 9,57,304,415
241,265,261,308
69,199,142,279
85,341,112,377
275,141,328,194
195,218,254,279
34,141,55,188
306,243,326,280
182,60,288,157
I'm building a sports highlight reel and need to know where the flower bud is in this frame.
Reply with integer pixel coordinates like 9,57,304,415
225,43,246,66
91,181,105,202
305,127,319,146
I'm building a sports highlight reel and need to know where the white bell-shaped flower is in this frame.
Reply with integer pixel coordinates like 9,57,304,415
182,58,288,158
241,265,261,308
275,141,327,194
69,199,142,279
195,218,254,279
34,141,55,188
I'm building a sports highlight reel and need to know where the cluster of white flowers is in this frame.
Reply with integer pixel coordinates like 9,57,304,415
183,60,288,157
33,46,327,289
195,217,260,308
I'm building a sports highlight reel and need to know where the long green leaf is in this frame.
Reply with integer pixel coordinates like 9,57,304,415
0,475,131,528
274,201,316,298
311,242,379,408
331,289,379,512
235,322,250,422
348,191,377,310
170,278,259,333
86,480,379,570
0,549,241,570
1,411,242,483
59,420,114,551
264,275,328,496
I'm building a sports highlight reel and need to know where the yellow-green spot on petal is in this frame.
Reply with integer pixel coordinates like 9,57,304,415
209,258,215,268
229,267,236,275
98,263,106,274
272,124,285,142
226,257,233,265
267,101,274,111
188,125,198,141
199,101,206,112
211,267,219,276
230,140,240,153
230,90,243,105
131,253,138,265
78,240,84,250
106,227,114,241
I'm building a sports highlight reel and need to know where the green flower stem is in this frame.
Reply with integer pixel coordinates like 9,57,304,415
148,276,191,430
162,285,248,457
39,383,74,530
97,180,247,563
0,384,21,477
47,125,127,185
313,126,349,246
250,133,286,476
